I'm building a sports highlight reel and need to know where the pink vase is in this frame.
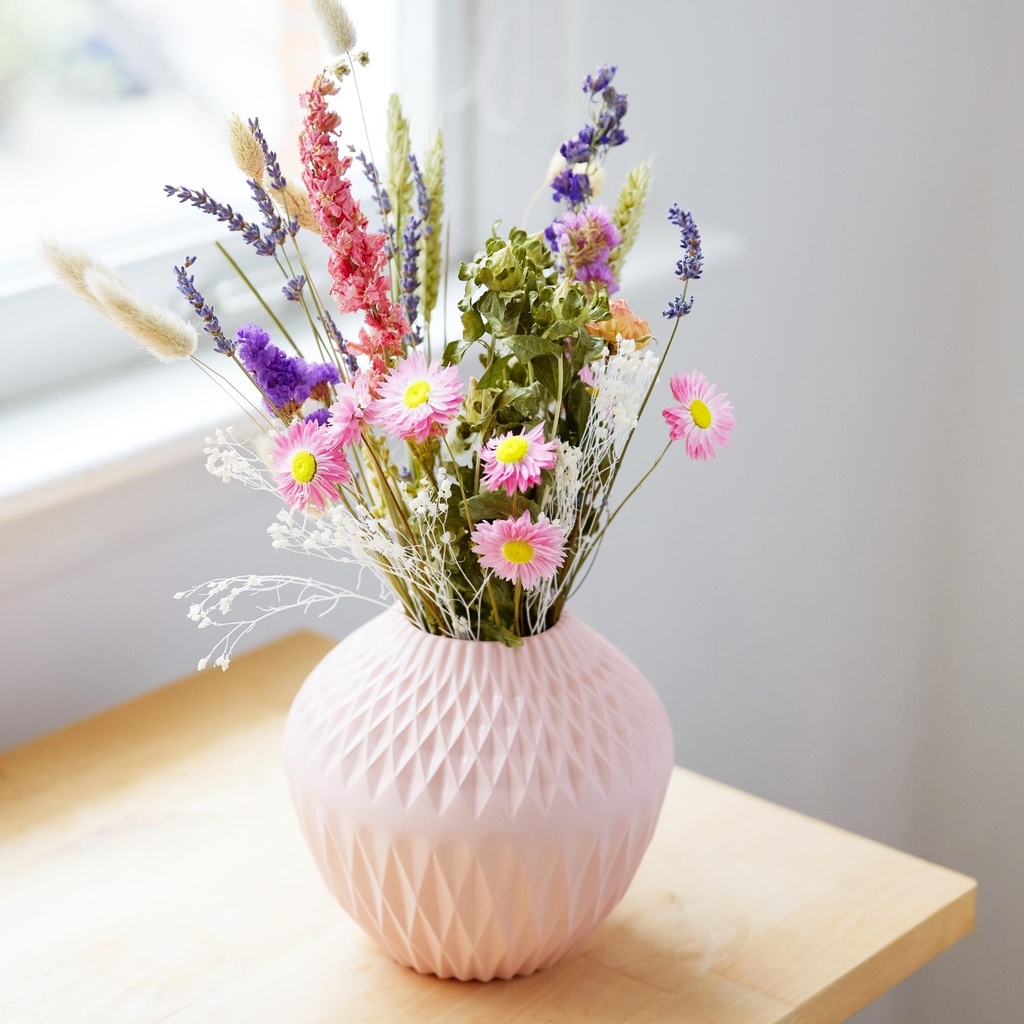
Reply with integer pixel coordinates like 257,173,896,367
282,608,674,981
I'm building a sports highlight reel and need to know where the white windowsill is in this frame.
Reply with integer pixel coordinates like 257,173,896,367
0,361,245,527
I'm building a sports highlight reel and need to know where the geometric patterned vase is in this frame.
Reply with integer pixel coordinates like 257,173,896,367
282,608,675,981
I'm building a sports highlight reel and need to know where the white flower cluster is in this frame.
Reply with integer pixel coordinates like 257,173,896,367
585,340,658,457
204,429,275,492
174,574,379,671
407,465,455,521
545,439,582,533
263,496,489,640
524,341,658,625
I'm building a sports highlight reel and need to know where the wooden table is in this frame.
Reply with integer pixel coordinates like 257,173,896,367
0,632,976,1023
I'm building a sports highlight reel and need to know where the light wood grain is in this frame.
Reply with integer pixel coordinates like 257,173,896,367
0,632,976,1023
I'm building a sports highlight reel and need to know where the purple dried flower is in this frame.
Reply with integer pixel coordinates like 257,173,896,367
409,153,431,234
247,117,286,191
560,125,595,165
400,215,423,346
305,407,331,426
549,204,621,294
173,256,231,354
236,321,339,410
675,253,703,280
350,146,395,256
247,179,294,255
594,86,629,148
165,184,282,257
663,295,695,319
322,313,358,374
583,64,616,95
551,65,629,210
550,168,592,206
668,204,703,280
164,185,250,235
282,275,306,302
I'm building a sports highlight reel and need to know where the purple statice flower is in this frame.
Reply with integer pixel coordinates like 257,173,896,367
560,124,595,165
551,65,629,209
282,275,306,302
304,407,331,426
549,204,621,293
349,146,395,256
583,64,616,96
173,256,231,354
663,295,695,319
400,216,423,346
550,167,592,206
236,322,339,410
594,85,629,148
247,117,286,190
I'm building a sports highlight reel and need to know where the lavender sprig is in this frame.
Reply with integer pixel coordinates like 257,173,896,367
409,153,431,235
247,179,294,254
551,64,629,209
668,203,703,280
173,256,232,354
400,216,423,346
164,185,250,234
247,117,286,190
165,184,274,255
663,295,694,319
350,146,396,256
548,64,626,209
282,275,306,302
663,204,702,319
321,313,358,374
583,64,617,95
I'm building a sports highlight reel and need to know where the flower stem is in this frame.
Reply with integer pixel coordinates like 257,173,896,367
215,242,300,355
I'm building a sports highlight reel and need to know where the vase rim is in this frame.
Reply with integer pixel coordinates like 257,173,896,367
381,604,575,648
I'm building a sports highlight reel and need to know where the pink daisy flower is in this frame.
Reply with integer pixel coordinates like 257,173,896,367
326,373,376,447
471,512,567,590
479,423,557,496
272,418,351,511
662,370,735,461
373,351,463,442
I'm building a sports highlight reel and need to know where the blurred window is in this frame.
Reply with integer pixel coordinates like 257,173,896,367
0,0,398,403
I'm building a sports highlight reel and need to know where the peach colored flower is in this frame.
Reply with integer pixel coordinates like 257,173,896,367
585,298,652,351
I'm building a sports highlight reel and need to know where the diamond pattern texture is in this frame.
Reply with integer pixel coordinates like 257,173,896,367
283,610,674,981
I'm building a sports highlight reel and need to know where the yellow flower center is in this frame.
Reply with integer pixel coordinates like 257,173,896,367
291,450,317,484
403,380,431,408
495,436,529,463
501,539,535,565
690,398,712,429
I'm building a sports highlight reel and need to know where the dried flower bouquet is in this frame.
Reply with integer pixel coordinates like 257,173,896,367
44,0,734,664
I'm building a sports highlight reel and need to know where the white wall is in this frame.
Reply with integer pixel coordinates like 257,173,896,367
443,2,1021,1021
2,2,1021,1022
